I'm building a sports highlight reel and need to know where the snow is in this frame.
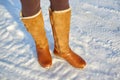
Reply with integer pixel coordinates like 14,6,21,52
0,0,120,80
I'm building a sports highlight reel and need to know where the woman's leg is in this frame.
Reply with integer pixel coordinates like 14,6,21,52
20,0,52,68
50,0,69,11
49,0,86,68
20,0,41,17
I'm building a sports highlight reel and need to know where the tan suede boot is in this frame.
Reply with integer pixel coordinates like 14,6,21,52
49,8,86,68
21,10,52,68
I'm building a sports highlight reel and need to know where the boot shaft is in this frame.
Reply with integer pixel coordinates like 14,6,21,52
21,10,48,48
49,8,71,53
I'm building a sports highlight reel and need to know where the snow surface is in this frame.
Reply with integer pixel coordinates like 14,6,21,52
0,0,120,80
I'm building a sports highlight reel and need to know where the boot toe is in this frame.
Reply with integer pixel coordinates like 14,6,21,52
40,60,52,68
78,60,86,69
37,45,52,68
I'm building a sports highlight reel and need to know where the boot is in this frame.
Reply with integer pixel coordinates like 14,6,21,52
49,8,86,68
21,10,52,68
